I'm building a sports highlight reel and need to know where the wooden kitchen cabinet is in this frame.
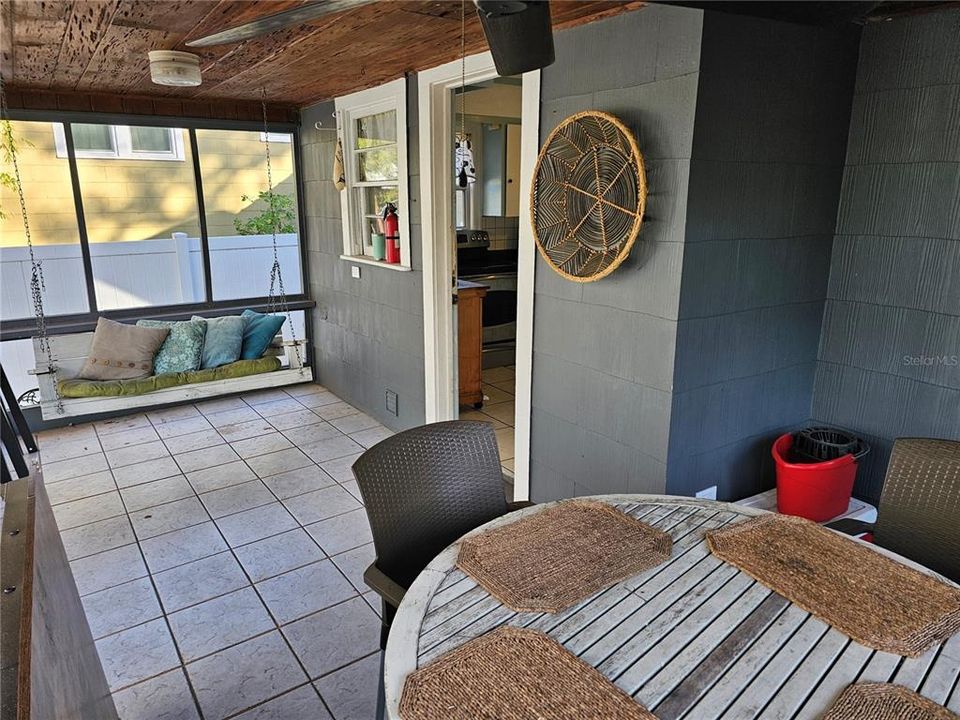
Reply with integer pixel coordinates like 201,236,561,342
458,279,488,408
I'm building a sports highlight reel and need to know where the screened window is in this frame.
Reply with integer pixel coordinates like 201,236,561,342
196,128,303,301
0,120,90,319
1,118,304,322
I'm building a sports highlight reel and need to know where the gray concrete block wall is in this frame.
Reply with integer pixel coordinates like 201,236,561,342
529,5,704,502
300,84,427,431
667,13,860,500
812,9,960,504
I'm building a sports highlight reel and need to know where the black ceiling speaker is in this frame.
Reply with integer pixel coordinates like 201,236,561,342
474,1,555,76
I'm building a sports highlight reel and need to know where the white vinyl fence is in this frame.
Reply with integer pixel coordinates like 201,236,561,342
0,233,306,400
0,233,302,318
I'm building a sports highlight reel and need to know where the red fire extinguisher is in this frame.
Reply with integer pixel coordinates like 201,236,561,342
383,204,400,264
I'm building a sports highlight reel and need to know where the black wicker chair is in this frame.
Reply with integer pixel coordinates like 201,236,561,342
351,420,530,648
828,438,960,582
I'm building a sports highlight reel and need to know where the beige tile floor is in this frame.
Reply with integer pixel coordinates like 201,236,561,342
37,383,393,720
460,365,516,477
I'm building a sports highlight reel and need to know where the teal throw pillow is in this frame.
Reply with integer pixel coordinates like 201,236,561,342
240,309,286,360
193,315,245,369
136,318,206,375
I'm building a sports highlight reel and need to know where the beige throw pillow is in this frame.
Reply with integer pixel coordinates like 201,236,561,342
79,318,170,381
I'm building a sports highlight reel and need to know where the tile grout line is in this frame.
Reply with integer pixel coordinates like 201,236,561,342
98,410,209,720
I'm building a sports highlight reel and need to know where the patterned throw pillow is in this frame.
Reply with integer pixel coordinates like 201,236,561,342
137,318,206,375
193,315,246,369
79,318,169,381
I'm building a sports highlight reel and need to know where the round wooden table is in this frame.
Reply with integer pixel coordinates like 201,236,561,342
384,494,960,719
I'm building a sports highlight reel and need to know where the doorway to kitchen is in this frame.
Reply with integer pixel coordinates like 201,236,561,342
418,53,540,501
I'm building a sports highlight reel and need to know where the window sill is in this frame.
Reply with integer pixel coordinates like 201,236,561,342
339,255,412,272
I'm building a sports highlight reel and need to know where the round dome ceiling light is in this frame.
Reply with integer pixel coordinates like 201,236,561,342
148,51,202,87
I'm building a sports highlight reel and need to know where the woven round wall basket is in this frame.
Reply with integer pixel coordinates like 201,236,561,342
531,111,646,282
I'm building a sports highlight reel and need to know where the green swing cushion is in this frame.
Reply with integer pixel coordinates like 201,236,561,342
58,357,281,398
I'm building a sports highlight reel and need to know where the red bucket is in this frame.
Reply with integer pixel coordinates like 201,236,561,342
772,433,857,522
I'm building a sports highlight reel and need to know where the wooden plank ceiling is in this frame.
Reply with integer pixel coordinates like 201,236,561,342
1,0,646,108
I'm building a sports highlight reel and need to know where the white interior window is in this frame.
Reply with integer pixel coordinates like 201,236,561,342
53,124,185,161
334,78,410,270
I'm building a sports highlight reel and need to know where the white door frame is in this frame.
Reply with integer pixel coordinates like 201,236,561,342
418,53,540,501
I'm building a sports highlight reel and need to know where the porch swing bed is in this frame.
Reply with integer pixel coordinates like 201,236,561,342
30,332,311,421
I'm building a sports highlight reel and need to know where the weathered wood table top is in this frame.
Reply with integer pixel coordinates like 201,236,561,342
384,494,960,719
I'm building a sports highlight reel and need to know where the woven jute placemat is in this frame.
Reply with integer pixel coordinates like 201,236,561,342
399,626,655,720
707,514,960,657
457,500,672,613
821,683,959,720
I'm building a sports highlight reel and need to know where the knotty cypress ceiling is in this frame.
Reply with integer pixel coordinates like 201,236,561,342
1,0,646,108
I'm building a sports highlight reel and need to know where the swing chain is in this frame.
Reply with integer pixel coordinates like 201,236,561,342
260,90,303,374
0,74,63,413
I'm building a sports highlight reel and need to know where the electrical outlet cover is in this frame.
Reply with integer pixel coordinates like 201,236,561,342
351,265,361,279
385,390,398,416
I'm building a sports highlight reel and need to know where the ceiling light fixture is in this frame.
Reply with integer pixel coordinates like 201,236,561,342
148,51,202,87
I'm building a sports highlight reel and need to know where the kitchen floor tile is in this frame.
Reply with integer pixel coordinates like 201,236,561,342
60,515,136,561
267,408,326,431
106,440,170,469
174,444,240,474
98,425,161,452
96,618,180,691
282,485,360,526
232,685,331,720
120,475,194,512
318,454,361,483
185,631,306,720
162,429,224,456
283,597,379,678
329,412,379,435
314,653,381,720
70,543,148,597
204,406,261,429
230,432,293,459
52,491,126,530
199,480,275,519
82,576,162,639
260,465,336,500
139,521,228,574
111,668,200,720
152,550,248,613
42,452,109,483
245,447,314,478
215,502,298,548
281,423,341,448
300,436,363,464
149,405,202,425
153,415,213,439
216,418,276,442
256,560,356,626
304,509,372,556
234,528,325,582
186,461,256,494
39,435,102,463
312,401,360,421
113,456,182,489
95,414,151,436
349,425,392,449
46,470,117,506
329,544,376,594
168,587,274,661
130,496,210,540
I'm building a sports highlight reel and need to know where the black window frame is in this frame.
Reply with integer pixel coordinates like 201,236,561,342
0,109,313,343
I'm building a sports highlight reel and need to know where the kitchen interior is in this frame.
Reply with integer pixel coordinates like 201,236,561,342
453,77,521,480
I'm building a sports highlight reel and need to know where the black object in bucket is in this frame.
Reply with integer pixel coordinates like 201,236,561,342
790,427,870,463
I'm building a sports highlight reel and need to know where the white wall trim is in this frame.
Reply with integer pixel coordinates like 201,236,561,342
512,69,540,501
418,54,540,501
